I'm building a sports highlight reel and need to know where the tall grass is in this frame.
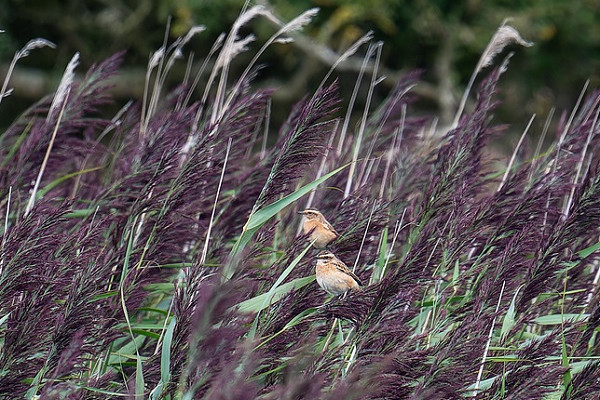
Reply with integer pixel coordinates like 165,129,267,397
1,8,600,400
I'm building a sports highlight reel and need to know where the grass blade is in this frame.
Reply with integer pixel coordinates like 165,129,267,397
500,285,522,342
234,275,315,314
247,242,312,338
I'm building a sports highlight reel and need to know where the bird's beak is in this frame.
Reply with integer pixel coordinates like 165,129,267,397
297,211,305,215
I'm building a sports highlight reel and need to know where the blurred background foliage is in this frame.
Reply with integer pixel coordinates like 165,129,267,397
0,0,599,149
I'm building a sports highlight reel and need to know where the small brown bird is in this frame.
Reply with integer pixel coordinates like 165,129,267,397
298,209,338,249
315,251,362,296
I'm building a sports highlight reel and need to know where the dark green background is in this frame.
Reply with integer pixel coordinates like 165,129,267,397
1,0,599,149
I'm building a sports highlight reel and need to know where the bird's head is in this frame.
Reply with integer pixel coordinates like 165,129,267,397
316,250,336,261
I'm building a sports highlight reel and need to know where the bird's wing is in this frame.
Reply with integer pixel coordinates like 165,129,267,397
322,220,339,236
334,261,363,287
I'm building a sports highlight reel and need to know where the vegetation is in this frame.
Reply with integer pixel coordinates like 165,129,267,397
1,5,600,399
1,0,599,132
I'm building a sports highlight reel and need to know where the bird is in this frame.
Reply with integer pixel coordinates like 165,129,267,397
314,251,362,296
297,209,338,249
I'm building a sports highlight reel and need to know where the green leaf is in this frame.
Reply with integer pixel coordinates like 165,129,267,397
261,244,312,305
500,285,522,341
0,122,30,168
157,262,195,269
108,336,145,365
36,166,103,199
577,241,600,259
464,376,496,392
130,329,160,339
562,326,572,398
126,323,168,330
571,360,594,374
256,307,319,350
144,283,176,292
25,366,47,400
65,208,98,218
0,312,10,327
452,259,460,286
533,314,588,325
234,275,316,314
252,362,288,380
248,243,312,339
161,318,175,384
137,307,169,316
372,227,388,283
150,317,175,400
486,356,529,362
75,386,130,397
121,214,139,283
89,290,119,301
135,355,145,399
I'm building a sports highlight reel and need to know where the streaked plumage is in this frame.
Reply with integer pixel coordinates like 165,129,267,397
298,209,338,249
314,251,362,295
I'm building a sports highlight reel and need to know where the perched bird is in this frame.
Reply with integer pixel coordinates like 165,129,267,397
298,209,338,249
314,251,362,296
